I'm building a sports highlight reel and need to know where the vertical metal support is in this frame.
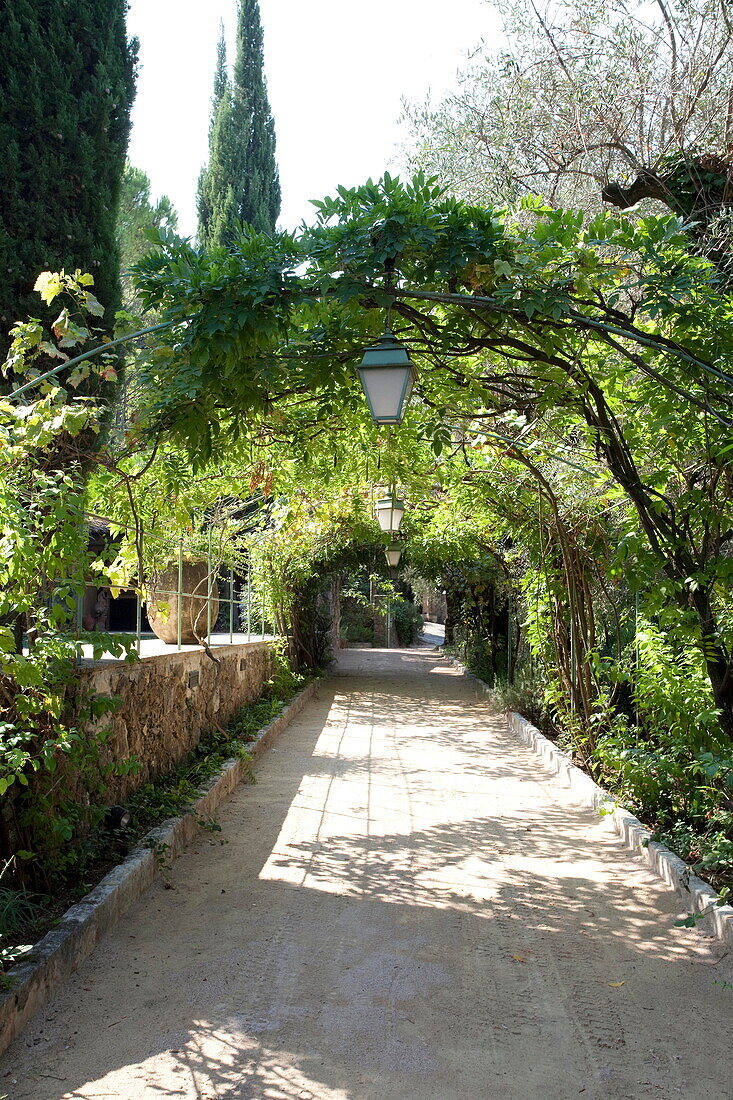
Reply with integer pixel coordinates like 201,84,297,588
76,582,84,666
136,526,142,657
507,591,513,684
75,516,86,665
177,536,183,651
386,599,392,648
206,527,212,645
229,568,234,644
247,561,252,642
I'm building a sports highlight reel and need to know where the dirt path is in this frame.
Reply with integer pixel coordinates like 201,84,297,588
2,648,731,1099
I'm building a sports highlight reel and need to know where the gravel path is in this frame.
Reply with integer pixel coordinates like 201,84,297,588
2,647,731,1099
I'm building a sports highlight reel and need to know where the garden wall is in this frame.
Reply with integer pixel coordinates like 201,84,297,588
2,641,278,868
76,641,276,801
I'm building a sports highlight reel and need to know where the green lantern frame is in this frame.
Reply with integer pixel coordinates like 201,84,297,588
375,496,405,533
357,332,417,425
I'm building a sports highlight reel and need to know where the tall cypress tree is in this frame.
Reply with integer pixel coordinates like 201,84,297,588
197,24,230,242
211,24,229,124
197,0,281,247
233,0,280,233
0,0,137,361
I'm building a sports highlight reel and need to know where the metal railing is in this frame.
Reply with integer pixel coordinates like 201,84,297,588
74,512,272,661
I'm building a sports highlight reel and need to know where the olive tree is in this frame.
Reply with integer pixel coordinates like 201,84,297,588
402,0,733,243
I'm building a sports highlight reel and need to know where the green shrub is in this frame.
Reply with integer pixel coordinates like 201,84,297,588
340,596,374,643
592,623,733,889
393,601,423,646
488,671,550,733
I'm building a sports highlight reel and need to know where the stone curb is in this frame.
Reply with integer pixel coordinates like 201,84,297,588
0,678,320,1056
447,656,733,949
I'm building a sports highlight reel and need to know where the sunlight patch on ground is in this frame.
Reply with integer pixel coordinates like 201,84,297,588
60,1023,351,1100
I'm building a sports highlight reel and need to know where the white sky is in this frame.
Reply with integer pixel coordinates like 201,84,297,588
125,0,501,238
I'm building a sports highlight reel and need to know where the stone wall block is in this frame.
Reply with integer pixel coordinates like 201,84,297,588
68,642,275,806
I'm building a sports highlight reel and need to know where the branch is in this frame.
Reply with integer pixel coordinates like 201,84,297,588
601,170,670,209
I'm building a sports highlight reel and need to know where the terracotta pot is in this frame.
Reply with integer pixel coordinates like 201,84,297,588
147,561,220,645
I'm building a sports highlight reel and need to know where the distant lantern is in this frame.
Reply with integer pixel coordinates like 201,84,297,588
357,332,417,425
385,543,402,567
375,496,405,533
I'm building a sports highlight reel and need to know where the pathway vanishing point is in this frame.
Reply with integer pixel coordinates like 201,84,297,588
1,646,731,1099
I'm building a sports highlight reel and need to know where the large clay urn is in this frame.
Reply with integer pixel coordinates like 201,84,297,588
147,561,219,645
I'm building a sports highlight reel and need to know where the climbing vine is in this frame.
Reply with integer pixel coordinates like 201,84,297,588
5,168,733,900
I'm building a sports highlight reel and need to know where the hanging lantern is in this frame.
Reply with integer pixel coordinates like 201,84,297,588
375,496,405,533
357,332,417,425
385,543,402,567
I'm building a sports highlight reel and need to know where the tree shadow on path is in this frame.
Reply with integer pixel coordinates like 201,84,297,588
2,652,731,1100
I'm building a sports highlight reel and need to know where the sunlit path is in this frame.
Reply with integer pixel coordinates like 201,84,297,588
2,648,731,1099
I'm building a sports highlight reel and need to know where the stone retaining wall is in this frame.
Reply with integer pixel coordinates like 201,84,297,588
76,641,275,800
1,642,278,862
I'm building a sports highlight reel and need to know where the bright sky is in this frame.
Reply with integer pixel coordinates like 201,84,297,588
125,0,501,238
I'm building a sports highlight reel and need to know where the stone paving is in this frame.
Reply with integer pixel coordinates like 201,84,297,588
1,646,732,1099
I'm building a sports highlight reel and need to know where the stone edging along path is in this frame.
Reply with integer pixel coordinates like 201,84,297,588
0,678,321,1056
448,657,733,950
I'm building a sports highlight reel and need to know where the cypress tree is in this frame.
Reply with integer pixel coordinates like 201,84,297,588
0,0,137,361
212,24,229,123
197,0,281,247
197,24,230,242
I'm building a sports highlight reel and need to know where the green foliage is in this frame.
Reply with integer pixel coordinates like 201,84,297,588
340,591,375,644
392,600,423,646
0,273,136,885
633,623,722,752
251,491,375,621
249,491,385,667
129,228,311,461
116,163,178,311
0,884,46,938
0,857,49,974
0,661,309,971
128,174,733,736
591,621,733,888
0,0,137,361
6,160,733,919
484,671,549,734
596,718,733,889
197,0,280,246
